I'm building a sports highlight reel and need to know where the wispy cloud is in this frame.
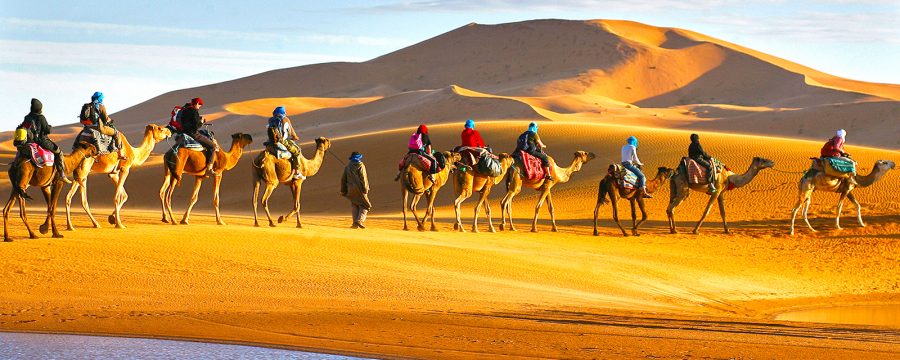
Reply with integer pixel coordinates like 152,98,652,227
354,0,741,13
698,11,900,44
0,17,407,47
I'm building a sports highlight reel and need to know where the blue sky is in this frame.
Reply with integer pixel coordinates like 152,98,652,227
1,0,897,127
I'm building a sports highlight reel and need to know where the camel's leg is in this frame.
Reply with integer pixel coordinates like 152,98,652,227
212,175,225,225
790,185,815,235
39,186,52,235
160,173,172,223
592,198,602,237
835,191,848,230
634,197,648,236
471,191,484,233
293,182,303,229
547,192,558,232
789,196,805,236
453,193,469,233
500,192,511,231
410,193,425,231
252,179,261,227
501,179,522,232
848,192,865,227
49,181,64,238
531,190,551,233
109,170,129,229
610,195,627,237
666,183,689,234
483,192,496,233
802,197,816,233
260,183,277,227
691,194,719,235
717,193,729,234
180,177,203,225
65,180,79,230
164,176,178,226
277,182,302,225
629,198,637,232
3,192,16,241
402,188,409,231
426,188,440,232
18,196,36,239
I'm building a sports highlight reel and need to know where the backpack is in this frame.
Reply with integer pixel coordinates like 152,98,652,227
516,132,531,152
169,105,184,131
477,152,502,177
79,103,99,126
408,132,423,151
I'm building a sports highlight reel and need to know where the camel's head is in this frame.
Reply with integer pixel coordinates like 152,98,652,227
571,151,595,171
875,159,896,171
146,124,172,141
231,133,254,147
752,157,775,170
442,151,462,171
656,166,675,179
315,137,332,151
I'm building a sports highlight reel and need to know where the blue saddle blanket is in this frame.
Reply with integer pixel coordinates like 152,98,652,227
172,130,213,152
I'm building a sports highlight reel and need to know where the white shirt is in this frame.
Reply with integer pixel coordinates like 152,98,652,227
621,144,642,165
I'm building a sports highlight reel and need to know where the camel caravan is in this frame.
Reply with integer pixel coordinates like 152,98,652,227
4,96,896,241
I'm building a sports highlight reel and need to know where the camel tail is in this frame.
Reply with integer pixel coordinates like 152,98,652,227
7,165,31,201
597,176,612,206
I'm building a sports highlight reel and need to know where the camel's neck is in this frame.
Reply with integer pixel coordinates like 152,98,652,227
727,163,761,188
64,149,89,170
857,165,889,187
646,172,669,193
223,140,245,170
301,145,327,177
552,157,584,184
128,130,158,166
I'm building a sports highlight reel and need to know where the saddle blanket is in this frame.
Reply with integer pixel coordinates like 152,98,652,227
74,127,115,155
609,164,638,189
516,150,544,181
24,143,54,168
398,153,431,172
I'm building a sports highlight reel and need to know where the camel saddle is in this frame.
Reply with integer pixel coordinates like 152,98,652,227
816,157,855,178
609,164,638,189
17,143,55,168
74,127,115,155
398,153,432,172
264,141,292,159
172,130,214,153
682,157,724,185
454,146,487,167
514,150,544,180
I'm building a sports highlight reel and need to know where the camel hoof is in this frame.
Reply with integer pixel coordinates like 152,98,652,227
551,227,559,232
268,223,276,228
633,233,641,237
29,234,38,239
254,223,260,227
3,238,11,242
670,229,678,234
417,226,426,232
217,222,226,226
277,216,285,224
593,231,599,236
471,228,479,233
530,228,538,233
180,220,189,225
162,218,169,223
108,215,116,225
724,230,731,235
66,226,75,231
859,223,866,228
116,224,126,229
489,227,496,233
692,230,699,235
403,226,409,231
52,233,64,239
430,227,438,232
296,224,303,229
39,224,49,235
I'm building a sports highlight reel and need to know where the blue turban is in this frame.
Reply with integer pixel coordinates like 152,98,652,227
465,119,475,129
273,106,286,116
528,122,538,133
92,91,104,104
627,136,638,147
349,152,363,162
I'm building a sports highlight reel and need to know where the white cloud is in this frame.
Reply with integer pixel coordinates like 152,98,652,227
358,0,741,13
697,11,900,44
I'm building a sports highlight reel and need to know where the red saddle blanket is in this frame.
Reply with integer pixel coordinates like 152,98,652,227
684,158,708,184
518,150,544,180
25,143,55,168
398,153,431,171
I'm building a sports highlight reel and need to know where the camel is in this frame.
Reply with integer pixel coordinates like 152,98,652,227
593,166,674,237
790,159,895,235
401,151,461,231
66,124,171,230
666,156,775,234
450,153,514,233
500,151,595,232
160,133,253,226
4,144,97,241
251,137,331,228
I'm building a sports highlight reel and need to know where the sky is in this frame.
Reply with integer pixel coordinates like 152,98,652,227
1,0,898,128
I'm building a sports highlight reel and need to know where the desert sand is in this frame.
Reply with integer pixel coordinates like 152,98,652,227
1,18,899,359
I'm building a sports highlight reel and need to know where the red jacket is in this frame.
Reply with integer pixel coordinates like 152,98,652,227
820,136,845,158
461,128,485,148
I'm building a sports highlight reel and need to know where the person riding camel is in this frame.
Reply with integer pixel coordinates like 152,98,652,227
461,119,486,149
17,98,72,184
83,91,126,172
180,97,219,177
688,133,716,193
409,124,438,182
621,136,651,198
516,122,552,181
820,128,858,186
267,106,305,180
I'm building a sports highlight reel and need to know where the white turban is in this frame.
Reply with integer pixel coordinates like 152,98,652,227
836,129,846,139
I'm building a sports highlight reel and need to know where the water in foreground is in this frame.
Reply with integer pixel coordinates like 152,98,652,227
0,332,361,359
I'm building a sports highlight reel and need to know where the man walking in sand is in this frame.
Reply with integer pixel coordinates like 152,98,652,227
341,152,371,229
